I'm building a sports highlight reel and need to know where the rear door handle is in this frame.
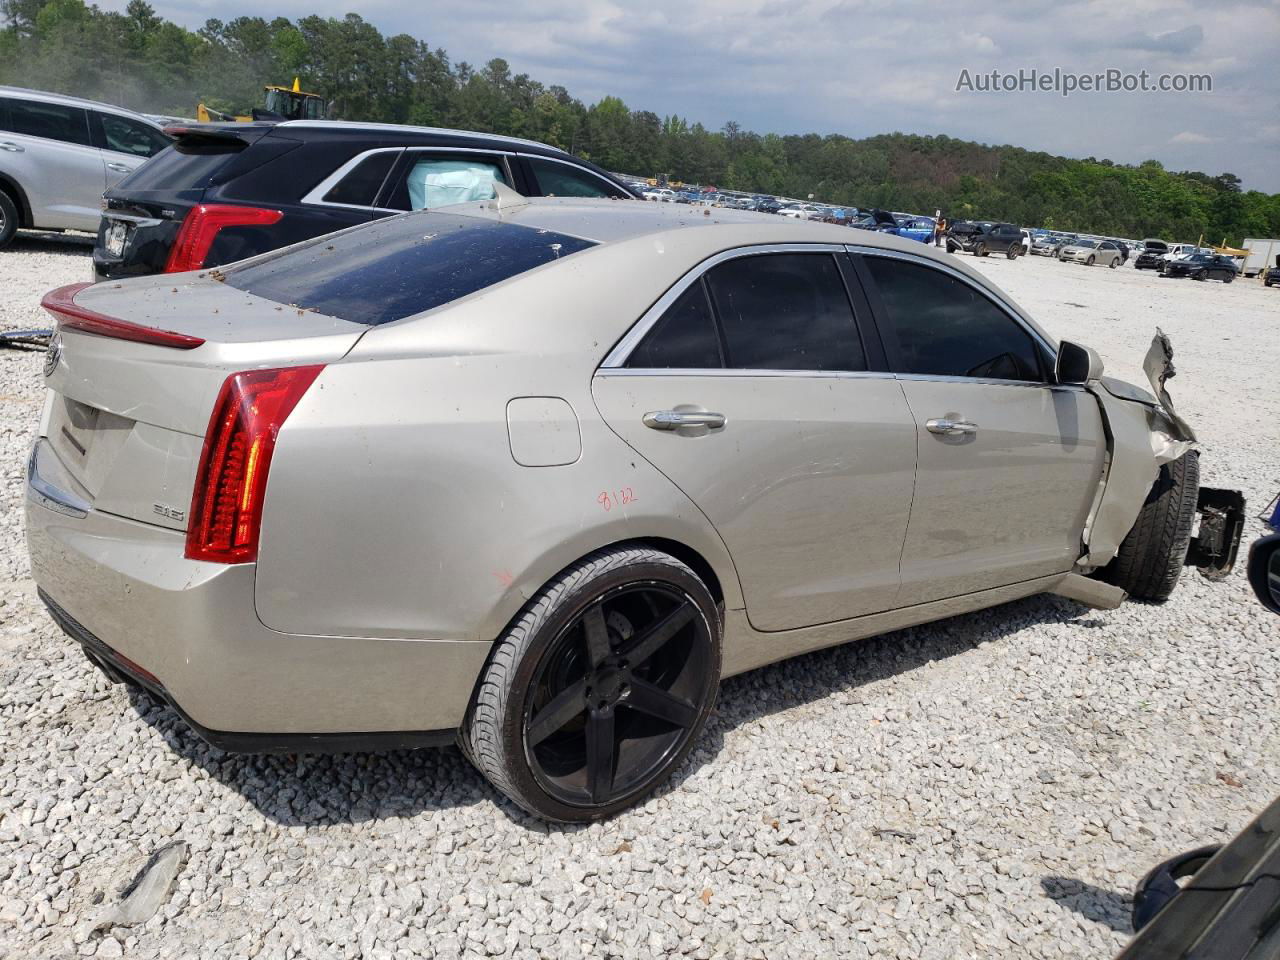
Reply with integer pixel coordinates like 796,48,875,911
643,410,726,431
926,417,978,436
106,162,131,172
0,141,24,152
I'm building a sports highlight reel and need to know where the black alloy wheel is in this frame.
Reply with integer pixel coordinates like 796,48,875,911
522,582,712,808
463,546,721,822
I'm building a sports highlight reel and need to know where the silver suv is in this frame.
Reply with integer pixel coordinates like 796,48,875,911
0,86,171,248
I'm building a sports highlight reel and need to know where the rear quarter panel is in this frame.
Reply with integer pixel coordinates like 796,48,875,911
253,236,753,643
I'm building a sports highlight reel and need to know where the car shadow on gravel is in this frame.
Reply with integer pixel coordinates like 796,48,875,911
124,593,1097,831
1040,875,1133,933
7,231,95,255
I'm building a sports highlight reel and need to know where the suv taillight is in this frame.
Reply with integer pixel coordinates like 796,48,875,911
185,366,324,564
164,204,283,273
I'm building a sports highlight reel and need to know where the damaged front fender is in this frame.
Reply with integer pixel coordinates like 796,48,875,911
1079,330,1198,568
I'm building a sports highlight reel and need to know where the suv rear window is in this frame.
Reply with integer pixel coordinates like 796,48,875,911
224,211,595,326
113,138,244,191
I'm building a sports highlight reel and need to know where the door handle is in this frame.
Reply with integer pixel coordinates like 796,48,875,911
106,162,131,172
0,141,24,152
643,410,726,431
926,417,978,436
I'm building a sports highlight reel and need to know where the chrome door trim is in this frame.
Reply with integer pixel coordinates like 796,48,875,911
893,372,1086,392
599,243,850,369
844,243,1060,359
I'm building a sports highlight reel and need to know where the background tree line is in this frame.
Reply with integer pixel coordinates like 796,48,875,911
3,0,1277,245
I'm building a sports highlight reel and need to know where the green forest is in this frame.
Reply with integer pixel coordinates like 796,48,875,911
3,0,1277,244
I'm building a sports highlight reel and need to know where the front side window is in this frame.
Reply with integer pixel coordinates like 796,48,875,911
527,157,625,198
386,154,508,211
704,253,865,371
97,113,171,158
865,256,1043,383
4,99,90,146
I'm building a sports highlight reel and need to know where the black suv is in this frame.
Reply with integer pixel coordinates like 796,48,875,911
1160,252,1239,282
93,121,636,279
944,220,1023,259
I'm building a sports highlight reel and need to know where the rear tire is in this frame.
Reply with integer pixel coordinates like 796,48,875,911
462,546,721,822
1109,258,1118,269
1101,452,1200,602
1006,245,1019,260
0,190,18,250
1223,272,1233,284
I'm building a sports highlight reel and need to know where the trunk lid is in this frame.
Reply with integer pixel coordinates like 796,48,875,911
43,274,366,532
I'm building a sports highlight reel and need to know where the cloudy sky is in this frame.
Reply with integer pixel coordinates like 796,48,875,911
104,0,1280,190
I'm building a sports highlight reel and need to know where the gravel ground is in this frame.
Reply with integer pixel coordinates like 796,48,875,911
1,234,1278,960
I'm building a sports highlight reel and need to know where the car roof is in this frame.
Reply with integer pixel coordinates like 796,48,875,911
0,85,161,126
276,120,563,154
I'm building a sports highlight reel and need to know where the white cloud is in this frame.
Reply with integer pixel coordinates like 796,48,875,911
1170,131,1215,144
96,0,1280,189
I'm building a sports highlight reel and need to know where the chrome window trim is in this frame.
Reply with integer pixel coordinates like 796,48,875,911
599,243,850,369
300,146,405,211
300,145,517,212
893,372,1085,391
515,152,629,196
596,368,897,380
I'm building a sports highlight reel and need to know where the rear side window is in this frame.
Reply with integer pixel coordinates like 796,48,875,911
704,253,865,371
96,112,171,158
4,99,90,146
627,282,722,369
224,211,595,326
528,157,626,199
865,256,1043,382
322,151,398,206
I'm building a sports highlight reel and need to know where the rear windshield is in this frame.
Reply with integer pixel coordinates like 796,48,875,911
114,140,240,191
224,211,596,325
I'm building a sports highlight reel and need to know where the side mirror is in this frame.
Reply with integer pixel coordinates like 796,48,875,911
1248,534,1280,615
1056,340,1104,384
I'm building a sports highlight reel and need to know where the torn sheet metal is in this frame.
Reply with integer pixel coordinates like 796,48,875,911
1078,330,1197,567
1143,328,1196,442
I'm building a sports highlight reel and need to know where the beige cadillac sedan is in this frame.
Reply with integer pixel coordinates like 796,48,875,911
25,194,1242,821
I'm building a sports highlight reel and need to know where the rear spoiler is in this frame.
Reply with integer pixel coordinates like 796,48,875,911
41,283,205,350
161,123,275,147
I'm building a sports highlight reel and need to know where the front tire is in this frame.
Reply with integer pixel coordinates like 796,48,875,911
974,242,987,257
1086,255,1096,266
1101,452,1200,602
463,546,721,822
0,189,18,250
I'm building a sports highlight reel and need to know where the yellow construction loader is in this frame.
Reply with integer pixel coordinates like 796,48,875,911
197,78,329,123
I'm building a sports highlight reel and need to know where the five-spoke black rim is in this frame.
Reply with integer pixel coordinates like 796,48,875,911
522,582,711,808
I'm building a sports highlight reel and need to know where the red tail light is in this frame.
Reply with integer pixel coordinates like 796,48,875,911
164,204,283,273
185,365,324,564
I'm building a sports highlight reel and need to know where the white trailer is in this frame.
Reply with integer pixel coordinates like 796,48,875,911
1242,238,1280,277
